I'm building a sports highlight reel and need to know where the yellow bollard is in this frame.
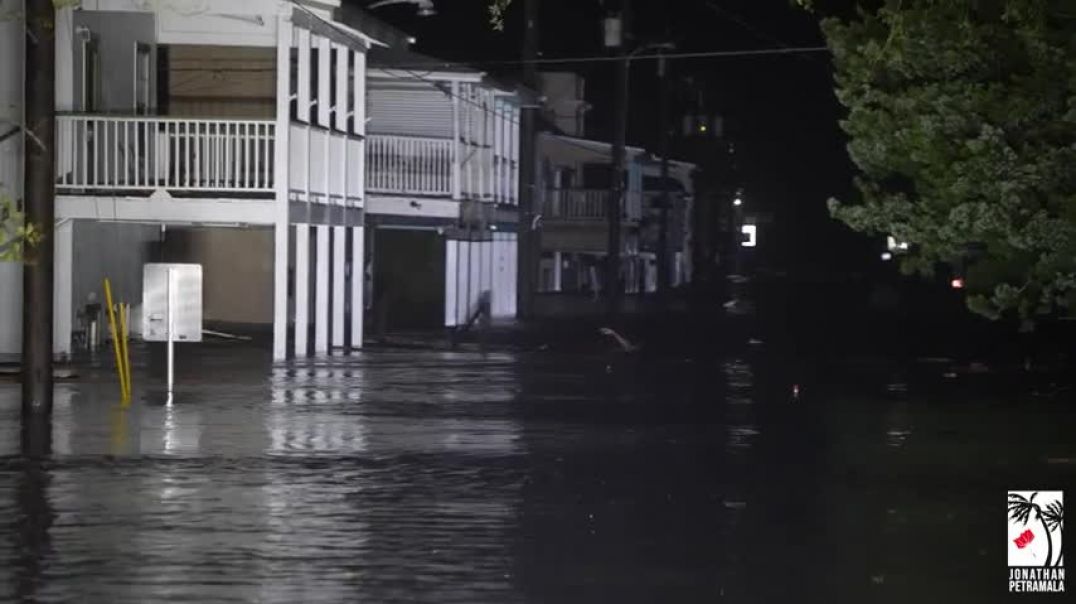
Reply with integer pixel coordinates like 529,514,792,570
103,279,128,404
118,302,132,404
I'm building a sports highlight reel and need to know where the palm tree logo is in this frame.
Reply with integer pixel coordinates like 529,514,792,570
1008,492,1065,568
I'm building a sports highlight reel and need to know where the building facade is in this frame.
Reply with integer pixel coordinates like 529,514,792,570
0,0,380,361
360,43,521,333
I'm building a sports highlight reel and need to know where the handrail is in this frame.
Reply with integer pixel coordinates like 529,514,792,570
56,115,275,193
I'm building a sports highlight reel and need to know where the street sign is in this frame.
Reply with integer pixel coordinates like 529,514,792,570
143,263,202,342
741,224,757,248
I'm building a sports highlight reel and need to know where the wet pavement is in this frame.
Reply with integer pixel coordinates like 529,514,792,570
1,316,1075,602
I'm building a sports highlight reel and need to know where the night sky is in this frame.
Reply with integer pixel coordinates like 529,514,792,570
364,0,876,276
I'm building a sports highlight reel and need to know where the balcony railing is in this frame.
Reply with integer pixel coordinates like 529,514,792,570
366,134,453,197
56,115,275,193
543,188,642,222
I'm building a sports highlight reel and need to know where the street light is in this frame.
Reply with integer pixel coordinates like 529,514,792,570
732,197,743,207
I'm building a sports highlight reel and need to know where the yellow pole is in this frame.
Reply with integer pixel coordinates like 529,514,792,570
118,302,132,404
103,279,126,404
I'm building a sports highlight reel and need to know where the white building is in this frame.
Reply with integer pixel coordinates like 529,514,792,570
359,42,521,332
0,0,384,361
534,72,696,296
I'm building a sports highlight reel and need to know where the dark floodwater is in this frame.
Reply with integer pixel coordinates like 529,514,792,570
1,335,1074,602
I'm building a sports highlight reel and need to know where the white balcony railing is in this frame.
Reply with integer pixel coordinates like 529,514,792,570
543,188,642,222
367,134,453,197
56,115,275,193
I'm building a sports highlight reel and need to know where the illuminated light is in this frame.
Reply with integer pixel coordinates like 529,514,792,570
732,197,743,207
881,252,893,261
740,224,757,248
887,236,910,252
951,278,965,289
699,124,708,133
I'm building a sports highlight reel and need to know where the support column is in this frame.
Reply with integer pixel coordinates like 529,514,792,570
553,250,562,293
53,219,73,359
350,226,364,349
332,225,346,350
294,224,310,356
272,14,293,361
314,224,330,353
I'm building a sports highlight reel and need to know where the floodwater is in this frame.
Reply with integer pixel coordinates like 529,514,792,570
1,326,1074,602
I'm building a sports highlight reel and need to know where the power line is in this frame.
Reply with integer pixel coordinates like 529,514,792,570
170,45,831,73
375,46,830,70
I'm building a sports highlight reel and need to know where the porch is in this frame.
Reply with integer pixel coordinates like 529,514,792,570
541,188,642,223
54,116,491,204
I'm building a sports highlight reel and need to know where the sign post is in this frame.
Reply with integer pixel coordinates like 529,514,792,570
143,263,202,404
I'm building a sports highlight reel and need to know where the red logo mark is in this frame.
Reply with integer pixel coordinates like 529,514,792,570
1014,529,1035,549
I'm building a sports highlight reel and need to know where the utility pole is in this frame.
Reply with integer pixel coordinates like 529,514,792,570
605,0,630,317
22,0,56,420
656,51,671,301
516,0,539,319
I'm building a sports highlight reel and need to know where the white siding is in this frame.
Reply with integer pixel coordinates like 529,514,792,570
367,84,453,138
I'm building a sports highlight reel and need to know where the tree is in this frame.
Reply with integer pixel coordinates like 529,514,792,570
0,195,40,261
815,0,1076,327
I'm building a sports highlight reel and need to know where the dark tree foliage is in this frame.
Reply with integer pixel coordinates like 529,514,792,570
816,0,1076,326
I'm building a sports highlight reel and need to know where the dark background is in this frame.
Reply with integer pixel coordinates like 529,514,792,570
356,0,1042,360
364,0,872,276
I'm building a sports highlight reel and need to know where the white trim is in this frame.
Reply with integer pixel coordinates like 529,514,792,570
365,196,459,219
368,67,485,84
56,195,276,225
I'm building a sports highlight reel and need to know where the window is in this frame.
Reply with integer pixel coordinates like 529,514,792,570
134,43,152,114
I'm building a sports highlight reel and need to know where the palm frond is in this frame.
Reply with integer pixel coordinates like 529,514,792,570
1042,501,1064,532
1008,496,1035,525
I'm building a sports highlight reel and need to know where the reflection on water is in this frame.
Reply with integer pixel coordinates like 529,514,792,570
1,343,1074,602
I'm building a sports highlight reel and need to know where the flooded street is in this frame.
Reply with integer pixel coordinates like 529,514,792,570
1,332,1074,602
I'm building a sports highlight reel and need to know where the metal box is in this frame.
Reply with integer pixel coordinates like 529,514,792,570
142,263,203,342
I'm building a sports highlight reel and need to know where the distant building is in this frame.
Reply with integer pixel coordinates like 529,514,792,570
533,72,696,297
359,41,522,333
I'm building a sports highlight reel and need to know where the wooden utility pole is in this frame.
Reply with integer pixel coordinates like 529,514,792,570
656,51,671,300
516,0,539,319
606,0,630,317
22,0,56,418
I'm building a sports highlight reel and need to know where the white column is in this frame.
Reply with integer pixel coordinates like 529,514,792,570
294,224,310,356
316,35,331,128
332,224,346,349
297,27,311,123
451,80,461,200
273,14,293,360
444,238,458,327
553,250,563,293
350,226,364,348
53,219,73,358
314,224,330,353
334,44,348,132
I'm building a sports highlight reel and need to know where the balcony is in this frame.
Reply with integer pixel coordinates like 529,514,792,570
56,115,276,194
54,118,517,205
542,188,641,223
366,133,519,204
366,134,453,197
